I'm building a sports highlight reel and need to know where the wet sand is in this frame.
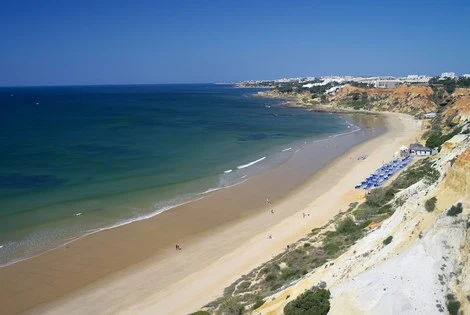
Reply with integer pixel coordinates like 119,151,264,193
0,113,417,315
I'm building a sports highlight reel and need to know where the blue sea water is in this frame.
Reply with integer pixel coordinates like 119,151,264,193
0,84,351,265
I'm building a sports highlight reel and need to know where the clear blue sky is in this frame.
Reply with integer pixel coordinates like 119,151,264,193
1,0,469,86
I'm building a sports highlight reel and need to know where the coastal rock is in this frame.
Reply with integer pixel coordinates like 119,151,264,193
329,85,438,114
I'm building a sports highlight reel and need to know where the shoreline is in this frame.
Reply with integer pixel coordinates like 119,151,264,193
132,112,419,315
0,114,378,314
0,113,416,315
0,111,359,269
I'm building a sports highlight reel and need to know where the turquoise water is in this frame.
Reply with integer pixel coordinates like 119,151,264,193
0,84,351,265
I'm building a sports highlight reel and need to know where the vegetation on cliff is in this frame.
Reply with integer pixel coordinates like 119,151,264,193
426,125,463,148
198,157,442,314
429,76,470,94
283,287,331,315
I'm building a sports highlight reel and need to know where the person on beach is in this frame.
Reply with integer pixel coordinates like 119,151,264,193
271,209,274,214
268,234,272,239
266,197,271,204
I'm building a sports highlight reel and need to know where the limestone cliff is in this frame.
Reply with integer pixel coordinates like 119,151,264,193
253,131,470,315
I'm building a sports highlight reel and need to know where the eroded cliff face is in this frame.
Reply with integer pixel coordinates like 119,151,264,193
327,85,470,121
443,88,470,121
440,144,470,202
328,85,438,114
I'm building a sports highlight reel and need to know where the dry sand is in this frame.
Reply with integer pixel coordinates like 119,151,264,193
0,113,418,315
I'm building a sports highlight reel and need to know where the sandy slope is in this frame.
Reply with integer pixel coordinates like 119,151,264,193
256,127,469,315
29,113,419,315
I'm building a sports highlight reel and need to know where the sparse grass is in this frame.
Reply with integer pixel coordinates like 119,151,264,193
395,196,406,207
217,297,244,315
348,202,359,211
237,280,251,291
189,311,211,315
365,187,397,207
392,158,440,189
426,126,463,149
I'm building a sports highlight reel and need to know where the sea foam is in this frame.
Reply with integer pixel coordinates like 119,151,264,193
237,157,266,169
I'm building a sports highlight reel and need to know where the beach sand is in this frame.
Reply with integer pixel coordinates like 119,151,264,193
0,112,419,315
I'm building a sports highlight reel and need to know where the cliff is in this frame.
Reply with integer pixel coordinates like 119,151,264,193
443,88,470,121
257,84,470,121
253,130,470,315
327,85,438,114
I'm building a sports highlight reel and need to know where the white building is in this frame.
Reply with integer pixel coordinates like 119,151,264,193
375,80,400,88
409,143,438,156
463,74,470,78
423,113,437,119
440,72,456,79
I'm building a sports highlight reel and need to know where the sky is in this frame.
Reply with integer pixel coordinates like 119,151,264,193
1,0,470,86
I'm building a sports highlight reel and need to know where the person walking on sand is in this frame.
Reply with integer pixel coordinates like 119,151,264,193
271,209,274,214
266,197,271,204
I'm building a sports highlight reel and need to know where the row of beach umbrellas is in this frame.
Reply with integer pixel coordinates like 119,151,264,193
355,155,413,190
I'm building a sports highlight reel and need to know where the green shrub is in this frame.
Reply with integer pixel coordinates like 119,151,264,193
353,205,377,221
217,297,244,315
383,236,393,245
323,241,341,256
447,300,461,315
335,217,359,234
446,293,461,315
252,295,264,310
366,187,396,207
426,126,463,148
281,268,301,280
284,288,331,315
392,159,440,189
447,203,463,217
425,197,437,212
237,280,251,291
265,273,277,282
190,311,211,315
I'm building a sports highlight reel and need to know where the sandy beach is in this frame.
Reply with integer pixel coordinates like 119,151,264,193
0,112,419,315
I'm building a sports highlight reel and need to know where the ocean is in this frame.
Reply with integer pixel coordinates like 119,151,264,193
0,84,353,266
